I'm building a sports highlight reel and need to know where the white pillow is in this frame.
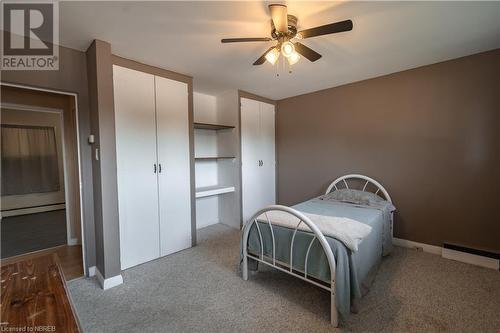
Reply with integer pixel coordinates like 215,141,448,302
322,189,395,211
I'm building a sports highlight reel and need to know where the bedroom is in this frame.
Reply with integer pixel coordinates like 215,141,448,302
0,1,499,332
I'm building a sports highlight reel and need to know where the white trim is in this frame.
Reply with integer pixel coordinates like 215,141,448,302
1,82,88,277
0,102,62,114
394,238,499,270
87,266,96,277
95,268,123,290
442,248,499,270
1,204,66,217
393,237,442,255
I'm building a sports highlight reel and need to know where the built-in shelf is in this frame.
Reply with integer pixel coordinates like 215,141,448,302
195,185,235,198
195,156,235,161
194,122,235,131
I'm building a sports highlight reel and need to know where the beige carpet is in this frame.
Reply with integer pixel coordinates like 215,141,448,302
69,224,500,332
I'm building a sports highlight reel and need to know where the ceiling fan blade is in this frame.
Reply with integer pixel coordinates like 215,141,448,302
253,47,275,65
269,4,288,33
221,37,272,43
298,19,353,39
294,42,322,62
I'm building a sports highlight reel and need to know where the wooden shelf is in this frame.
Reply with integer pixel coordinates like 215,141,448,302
195,156,235,161
196,185,235,198
194,122,235,130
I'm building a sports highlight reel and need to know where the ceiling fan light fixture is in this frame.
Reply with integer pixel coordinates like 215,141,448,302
221,3,353,69
281,41,295,58
287,51,300,65
265,47,280,65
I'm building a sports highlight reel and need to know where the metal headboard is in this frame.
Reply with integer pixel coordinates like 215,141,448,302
325,174,392,203
242,174,394,327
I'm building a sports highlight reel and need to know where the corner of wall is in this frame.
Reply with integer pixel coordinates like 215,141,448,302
85,39,122,280
95,267,123,290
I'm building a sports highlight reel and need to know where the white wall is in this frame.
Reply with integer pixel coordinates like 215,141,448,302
216,90,241,229
194,92,219,229
194,92,217,123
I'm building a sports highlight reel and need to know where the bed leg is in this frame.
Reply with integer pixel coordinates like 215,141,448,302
242,254,248,281
331,288,338,327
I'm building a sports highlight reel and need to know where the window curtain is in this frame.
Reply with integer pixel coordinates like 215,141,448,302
1,124,60,196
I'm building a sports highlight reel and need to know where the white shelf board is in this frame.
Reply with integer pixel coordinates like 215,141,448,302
195,185,235,198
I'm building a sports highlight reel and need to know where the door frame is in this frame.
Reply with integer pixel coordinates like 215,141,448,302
1,82,88,276
0,103,73,242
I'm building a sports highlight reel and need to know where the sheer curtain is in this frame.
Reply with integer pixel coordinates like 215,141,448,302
1,124,60,196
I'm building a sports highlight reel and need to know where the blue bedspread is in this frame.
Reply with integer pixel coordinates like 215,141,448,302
245,197,392,318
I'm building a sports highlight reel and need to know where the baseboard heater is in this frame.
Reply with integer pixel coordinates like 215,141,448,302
1,203,66,218
442,243,499,271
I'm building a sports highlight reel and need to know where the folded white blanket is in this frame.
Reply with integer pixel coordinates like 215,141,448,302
257,211,372,252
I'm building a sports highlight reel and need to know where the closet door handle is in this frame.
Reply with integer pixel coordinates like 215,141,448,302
158,164,162,173
261,160,264,167
154,164,157,173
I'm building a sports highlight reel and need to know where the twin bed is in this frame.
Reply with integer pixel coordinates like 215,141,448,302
241,174,395,327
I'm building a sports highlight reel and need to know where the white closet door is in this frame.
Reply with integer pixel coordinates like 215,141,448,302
155,76,192,256
259,102,276,207
241,97,263,223
113,65,160,270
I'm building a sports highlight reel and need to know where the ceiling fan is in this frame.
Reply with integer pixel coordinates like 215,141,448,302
221,4,353,67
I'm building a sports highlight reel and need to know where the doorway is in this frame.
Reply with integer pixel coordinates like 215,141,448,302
0,85,85,280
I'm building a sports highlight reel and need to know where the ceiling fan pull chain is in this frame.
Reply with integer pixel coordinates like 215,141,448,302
275,55,280,77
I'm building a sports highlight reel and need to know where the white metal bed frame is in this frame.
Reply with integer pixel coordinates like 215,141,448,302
241,174,392,327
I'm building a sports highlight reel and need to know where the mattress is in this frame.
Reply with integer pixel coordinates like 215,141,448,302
246,197,391,318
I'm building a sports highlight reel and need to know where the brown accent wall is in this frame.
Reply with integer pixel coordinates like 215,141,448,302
276,49,500,252
86,40,121,278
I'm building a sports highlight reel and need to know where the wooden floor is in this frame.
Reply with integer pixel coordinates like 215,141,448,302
1,245,84,281
0,254,81,332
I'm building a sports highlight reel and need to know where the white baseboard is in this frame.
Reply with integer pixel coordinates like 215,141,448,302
442,248,499,270
95,268,123,290
87,266,96,277
67,237,79,246
393,237,442,255
393,237,499,271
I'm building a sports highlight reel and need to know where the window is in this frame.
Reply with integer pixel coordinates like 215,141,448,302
1,124,60,196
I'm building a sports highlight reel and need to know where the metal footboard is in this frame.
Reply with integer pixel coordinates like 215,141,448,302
241,205,338,327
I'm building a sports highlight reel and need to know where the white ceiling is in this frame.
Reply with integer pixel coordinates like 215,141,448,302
60,1,500,100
